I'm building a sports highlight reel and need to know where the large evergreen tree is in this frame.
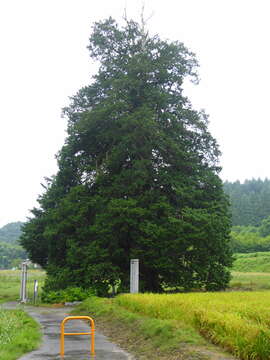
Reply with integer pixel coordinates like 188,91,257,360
21,17,232,293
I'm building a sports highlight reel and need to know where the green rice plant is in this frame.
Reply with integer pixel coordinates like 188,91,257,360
115,291,270,359
194,309,270,359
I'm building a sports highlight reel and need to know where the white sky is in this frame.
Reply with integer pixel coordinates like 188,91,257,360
1,0,270,226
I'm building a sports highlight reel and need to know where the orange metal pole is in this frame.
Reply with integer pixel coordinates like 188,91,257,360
89,317,95,356
60,320,65,357
91,327,95,356
60,316,95,357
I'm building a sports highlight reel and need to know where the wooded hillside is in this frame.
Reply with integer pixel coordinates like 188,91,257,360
0,222,26,268
223,179,270,226
0,222,23,244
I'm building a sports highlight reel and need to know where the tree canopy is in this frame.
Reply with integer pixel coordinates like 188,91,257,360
21,17,232,294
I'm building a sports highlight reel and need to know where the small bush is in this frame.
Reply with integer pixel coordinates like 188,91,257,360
41,286,96,304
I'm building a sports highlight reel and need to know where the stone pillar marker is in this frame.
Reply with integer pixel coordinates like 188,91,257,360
20,261,28,303
130,259,139,293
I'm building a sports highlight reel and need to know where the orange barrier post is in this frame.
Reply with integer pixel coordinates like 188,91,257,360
60,316,95,357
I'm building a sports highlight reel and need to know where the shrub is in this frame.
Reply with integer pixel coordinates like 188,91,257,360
41,286,96,303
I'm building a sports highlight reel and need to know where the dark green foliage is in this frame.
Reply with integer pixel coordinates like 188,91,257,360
41,286,95,303
259,216,270,237
224,178,270,226
230,217,270,253
21,17,232,293
20,209,49,268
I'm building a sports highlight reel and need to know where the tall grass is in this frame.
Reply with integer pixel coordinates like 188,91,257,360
116,292,270,359
230,271,270,290
0,308,41,360
233,252,270,273
0,270,44,359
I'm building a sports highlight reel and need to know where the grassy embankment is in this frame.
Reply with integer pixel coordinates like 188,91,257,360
0,270,45,360
73,295,208,360
231,252,270,290
233,252,270,273
72,253,270,360
0,308,41,360
74,291,270,360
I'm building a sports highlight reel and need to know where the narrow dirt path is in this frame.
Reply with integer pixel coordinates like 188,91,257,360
4,302,135,360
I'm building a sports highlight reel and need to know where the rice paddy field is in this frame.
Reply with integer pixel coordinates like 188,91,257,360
116,291,270,359
230,271,270,290
0,269,45,303
1,265,270,359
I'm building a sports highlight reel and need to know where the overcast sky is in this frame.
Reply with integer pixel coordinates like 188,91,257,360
1,0,270,226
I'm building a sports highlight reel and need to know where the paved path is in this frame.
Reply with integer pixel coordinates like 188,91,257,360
4,302,135,360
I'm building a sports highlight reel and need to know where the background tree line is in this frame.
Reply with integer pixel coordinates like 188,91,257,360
223,178,270,226
224,179,270,253
0,222,26,268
